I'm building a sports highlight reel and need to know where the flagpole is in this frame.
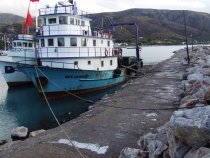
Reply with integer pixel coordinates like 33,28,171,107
35,2,38,33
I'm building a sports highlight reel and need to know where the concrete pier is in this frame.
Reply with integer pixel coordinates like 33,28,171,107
0,49,187,158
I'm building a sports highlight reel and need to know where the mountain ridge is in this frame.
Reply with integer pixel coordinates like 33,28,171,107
0,9,210,44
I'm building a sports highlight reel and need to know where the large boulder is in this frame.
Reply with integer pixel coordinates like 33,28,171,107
11,126,28,139
168,106,210,148
137,125,169,158
184,147,210,158
148,140,168,158
166,122,190,158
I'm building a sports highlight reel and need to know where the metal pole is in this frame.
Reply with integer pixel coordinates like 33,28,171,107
135,23,140,62
191,35,193,51
183,10,190,64
4,34,6,51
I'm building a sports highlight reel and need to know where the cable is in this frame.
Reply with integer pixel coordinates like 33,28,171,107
34,66,86,158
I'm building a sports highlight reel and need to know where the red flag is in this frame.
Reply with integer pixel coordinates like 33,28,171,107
25,10,33,27
30,0,39,2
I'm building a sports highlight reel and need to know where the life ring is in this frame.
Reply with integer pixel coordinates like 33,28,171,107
112,49,118,56
104,48,109,56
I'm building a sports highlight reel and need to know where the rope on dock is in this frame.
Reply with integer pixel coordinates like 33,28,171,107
34,66,86,158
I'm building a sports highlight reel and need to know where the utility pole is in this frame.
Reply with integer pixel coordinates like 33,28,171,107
191,35,193,51
183,10,190,64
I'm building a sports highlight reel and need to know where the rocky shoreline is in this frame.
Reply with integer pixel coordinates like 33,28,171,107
119,46,210,158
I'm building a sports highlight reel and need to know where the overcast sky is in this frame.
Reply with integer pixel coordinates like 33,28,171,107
0,0,209,17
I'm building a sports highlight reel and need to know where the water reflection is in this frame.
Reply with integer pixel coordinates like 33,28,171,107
0,84,120,140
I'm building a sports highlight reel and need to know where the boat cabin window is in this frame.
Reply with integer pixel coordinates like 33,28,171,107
59,16,68,24
70,18,74,25
101,61,104,67
93,40,96,46
58,38,65,47
48,39,54,46
107,41,110,47
28,43,33,47
48,18,57,24
110,60,113,65
88,61,91,65
81,21,85,26
38,19,45,26
44,18,47,25
76,19,80,25
81,38,87,47
70,37,77,46
13,42,16,47
41,39,45,47
23,42,27,47
17,42,22,47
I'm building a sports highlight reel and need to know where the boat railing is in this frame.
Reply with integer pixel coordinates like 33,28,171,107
37,25,112,39
37,25,91,37
39,5,88,16
41,60,78,69
36,47,117,58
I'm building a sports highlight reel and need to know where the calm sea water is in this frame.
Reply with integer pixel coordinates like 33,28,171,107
0,45,185,140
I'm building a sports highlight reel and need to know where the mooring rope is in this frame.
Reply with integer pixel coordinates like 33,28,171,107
34,66,86,158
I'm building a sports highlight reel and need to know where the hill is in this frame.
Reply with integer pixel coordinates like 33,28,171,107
90,9,210,44
1,9,210,45
0,13,25,24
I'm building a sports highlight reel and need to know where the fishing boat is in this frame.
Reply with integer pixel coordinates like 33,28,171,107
0,34,37,87
17,0,141,98
0,0,38,87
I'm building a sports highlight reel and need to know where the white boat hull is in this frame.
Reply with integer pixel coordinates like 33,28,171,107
0,59,33,87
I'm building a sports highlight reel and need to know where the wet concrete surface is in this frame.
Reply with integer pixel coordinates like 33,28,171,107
0,49,187,158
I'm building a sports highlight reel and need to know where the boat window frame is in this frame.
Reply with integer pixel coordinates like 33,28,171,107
70,37,77,46
28,42,33,47
110,60,113,66
41,39,45,47
17,42,22,47
81,21,85,26
57,37,65,47
107,41,110,47
48,18,57,24
59,16,68,24
101,61,104,67
13,42,17,47
88,61,91,65
81,38,87,47
93,39,96,46
48,38,54,46
23,42,27,47
70,18,74,25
